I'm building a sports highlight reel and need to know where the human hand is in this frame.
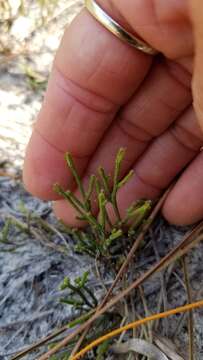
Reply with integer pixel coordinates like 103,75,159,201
23,0,203,226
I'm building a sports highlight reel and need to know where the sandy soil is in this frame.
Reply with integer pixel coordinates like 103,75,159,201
0,0,83,168
1,1,203,359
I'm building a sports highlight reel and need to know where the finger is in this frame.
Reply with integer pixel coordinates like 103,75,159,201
107,107,203,224
53,60,192,226
23,8,151,200
189,0,203,130
163,149,203,225
80,59,191,179
98,0,192,59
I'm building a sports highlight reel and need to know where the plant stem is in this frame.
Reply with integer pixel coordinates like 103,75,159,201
85,174,96,210
98,167,111,200
54,185,84,215
65,153,86,206
83,285,98,307
98,190,107,231
66,282,94,309
111,149,126,222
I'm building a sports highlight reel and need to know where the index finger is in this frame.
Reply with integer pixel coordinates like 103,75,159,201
23,5,152,200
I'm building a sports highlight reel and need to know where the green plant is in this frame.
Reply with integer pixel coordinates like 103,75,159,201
0,218,11,243
59,272,98,311
54,149,152,358
54,148,152,258
21,64,47,91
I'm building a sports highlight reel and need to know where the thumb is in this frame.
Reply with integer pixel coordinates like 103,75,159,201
190,0,203,129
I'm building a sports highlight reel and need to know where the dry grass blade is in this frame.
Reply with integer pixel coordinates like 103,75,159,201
11,325,69,360
0,171,19,179
152,236,169,335
139,286,152,342
69,328,89,358
38,220,203,359
112,338,169,359
69,186,172,357
182,257,194,360
154,335,184,360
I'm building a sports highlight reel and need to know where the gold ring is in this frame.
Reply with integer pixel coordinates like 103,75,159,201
85,0,158,56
